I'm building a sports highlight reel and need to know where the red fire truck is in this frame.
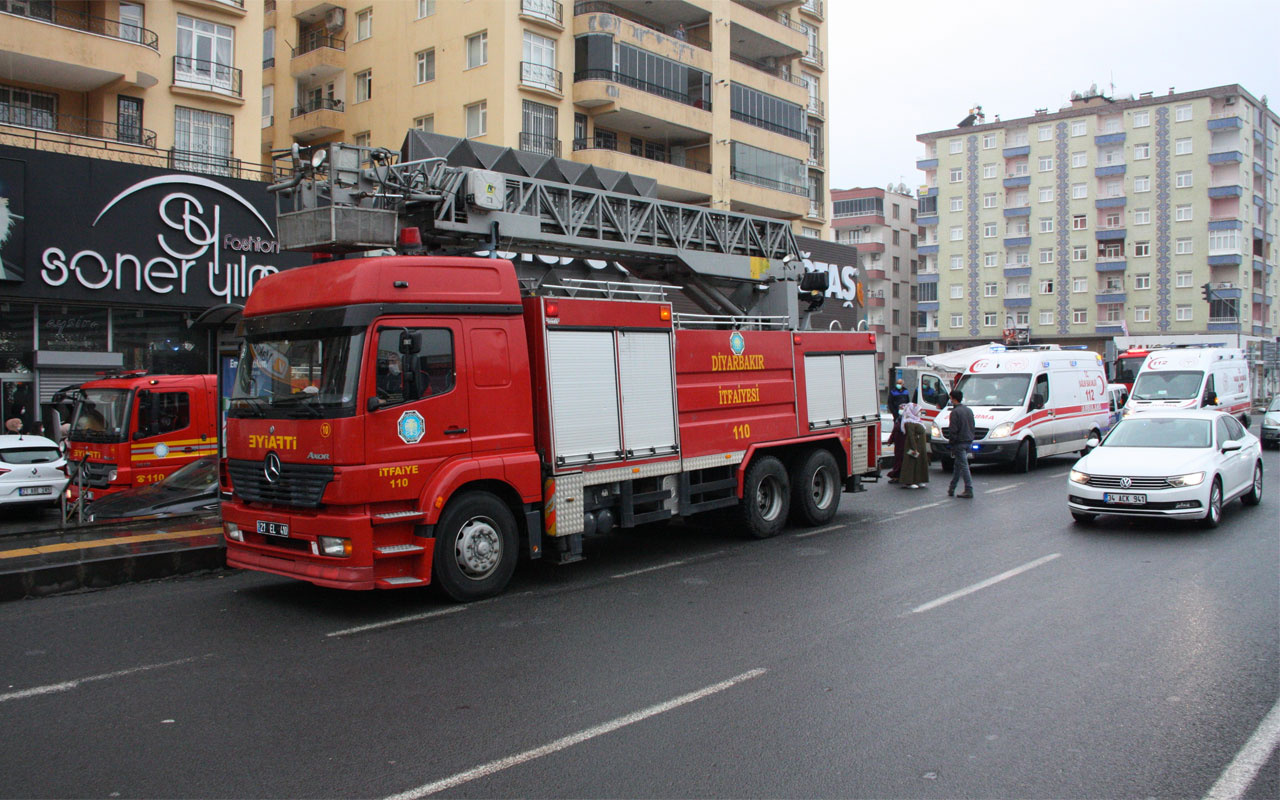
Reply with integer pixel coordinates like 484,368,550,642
67,372,219,502
220,141,880,600
1111,347,1150,393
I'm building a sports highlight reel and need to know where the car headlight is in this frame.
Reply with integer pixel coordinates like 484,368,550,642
930,424,942,439
989,422,1013,439
1069,470,1090,485
1168,472,1205,487
107,469,118,483
1264,414,1280,426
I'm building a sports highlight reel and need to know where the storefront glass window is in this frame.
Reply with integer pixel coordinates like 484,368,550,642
0,302,34,372
113,309,207,373
37,305,108,352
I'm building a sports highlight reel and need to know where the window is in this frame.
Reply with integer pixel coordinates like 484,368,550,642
1134,176,1151,192
950,254,963,270
1103,179,1122,198
1100,303,1124,323
983,312,998,327
984,252,998,268
1072,214,1087,230
1072,309,1088,324
949,138,963,154
950,314,964,329
466,100,487,138
1134,208,1151,225
1039,310,1053,325
1176,305,1192,321
1038,186,1053,203
1209,229,1239,253
173,106,233,175
1133,143,1150,160
983,193,996,208
982,133,996,149
1072,277,1087,293
1175,171,1192,188
1175,104,1192,122
1175,204,1192,221
262,26,273,66
356,8,372,41
950,197,963,212
1039,279,1054,294
1071,183,1087,199
413,115,434,132
1101,275,1123,293
466,31,489,69
983,223,997,238
950,285,963,299
1104,211,1121,228
522,30,558,90
1134,241,1150,257
1135,306,1151,322
416,49,435,84
1071,120,1087,136
1038,156,1053,172
1100,242,1122,259
1134,274,1151,290
892,230,901,246
1133,110,1150,127
1039,248,1054,264
1039,217,1054,233
947,226,961,241
1038,126,1053,141
374,328,455,406
1175,271,1193,288
949,167,962,183
1175,138,1192,155
260,85,272,128
982,163,997,179
892,204,901,219
353,131,370,147
1072,245,1087,261
1175,238,1193,255
417,0,436,17
355,69,372,103
175,15,235,93
984,282,998,297
1071,151,1087,168
1016,311,1030,326
120,2,144,43
137,392,191,438
1010,250,1029,265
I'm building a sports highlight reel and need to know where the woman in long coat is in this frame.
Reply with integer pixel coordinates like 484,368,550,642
898,402,931,489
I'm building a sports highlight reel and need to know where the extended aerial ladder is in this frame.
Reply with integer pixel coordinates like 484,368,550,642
268,137,834,328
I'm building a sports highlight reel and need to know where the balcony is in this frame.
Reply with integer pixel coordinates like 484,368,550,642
729,53,809,91
1003,297,1031,308
1096,292,1127,304
730,111,806,142
916,272,939,283
1094,132,1126,145
1003,175,1030,188
1003,266,1032,278
0,108,157,149
290,32,345,79
576,2,711,50
1208,114,1243,130
289,96,344,141
0,5,161,93
520,62,564,96
1095,258,1127,272
1003,206,1031,217
172,56,243,101
917,215,939,226
1095,227,1126,241
916,158,938,170
521,0,564,28
0,3,158,49
1207,318,1241,332
800,0,824,18
1002,145,1030,158
1095,164,1126,177
1208,184,1243,198
574,70,711,112
1207,253,1243,266
1208,150,1244,164
519,132,561,158
917,244,939,255
1095,197,1126,209
807,97,824,118
802,46,824,68
866,292,886,307
1208,219,1242,231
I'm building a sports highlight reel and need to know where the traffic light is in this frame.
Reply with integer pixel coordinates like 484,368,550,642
1202,282,1212,302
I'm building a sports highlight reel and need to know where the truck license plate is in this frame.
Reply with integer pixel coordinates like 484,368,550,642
1103,492,1146,505
257,520,289,537
19,486,52,496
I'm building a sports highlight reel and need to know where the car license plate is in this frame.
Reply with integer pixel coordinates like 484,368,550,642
19,486,52,496
1103,492,1146,505
257,520,289,537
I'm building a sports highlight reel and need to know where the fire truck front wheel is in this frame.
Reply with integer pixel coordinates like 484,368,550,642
736,455,791,539
432,492,518,602
789,448,840,527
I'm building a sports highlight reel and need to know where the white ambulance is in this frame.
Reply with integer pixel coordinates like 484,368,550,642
928,348,1110,473
1124,347,1252,425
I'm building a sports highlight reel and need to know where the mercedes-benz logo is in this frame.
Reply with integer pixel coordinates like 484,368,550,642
264,452,282,484
1120,476,1132,489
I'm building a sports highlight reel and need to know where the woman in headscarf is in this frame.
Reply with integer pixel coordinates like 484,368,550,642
898,401,930,489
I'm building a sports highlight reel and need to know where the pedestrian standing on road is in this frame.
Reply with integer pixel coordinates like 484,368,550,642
944,388,975,498
886,379,910,483
898,402,930,489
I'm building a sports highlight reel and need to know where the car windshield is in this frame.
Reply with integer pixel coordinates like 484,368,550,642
1131,370,1203,400
1102,417,1212,448
954,373,1030,406
1268,397,1280,413
70,388,132,442
1113,356,1144,385
0,446,60,465
160,456,217,491
229,328,365,419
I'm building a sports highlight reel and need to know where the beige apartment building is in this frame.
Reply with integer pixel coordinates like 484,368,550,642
0,0,264,176
263,0,830,235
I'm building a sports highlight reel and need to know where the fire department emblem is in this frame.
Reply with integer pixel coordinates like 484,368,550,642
729,331,745,356
154,443,170,458
320,422,332,439
397,410,425,444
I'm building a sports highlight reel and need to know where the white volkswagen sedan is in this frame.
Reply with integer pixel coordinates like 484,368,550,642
0,435,69,510
1067,409,1263,528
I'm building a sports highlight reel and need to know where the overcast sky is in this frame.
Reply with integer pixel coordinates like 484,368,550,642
827,0,1280,192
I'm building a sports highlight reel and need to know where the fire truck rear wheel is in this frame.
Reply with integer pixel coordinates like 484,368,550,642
736,455,790,539
789,448,840,526
433,492,518,602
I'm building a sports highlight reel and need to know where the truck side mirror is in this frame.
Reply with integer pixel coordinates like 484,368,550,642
398,331,421,355
367,396,382,412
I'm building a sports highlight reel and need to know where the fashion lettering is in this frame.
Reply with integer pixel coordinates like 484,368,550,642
718,386,761,405
710,353,766,372
248,434,297,450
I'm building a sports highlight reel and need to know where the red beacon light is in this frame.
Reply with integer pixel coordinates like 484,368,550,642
545,301,560,319
398,226,423,248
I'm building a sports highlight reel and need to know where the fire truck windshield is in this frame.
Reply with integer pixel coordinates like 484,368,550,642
71,388,132,443
1131,370,1203,401
229,329,366,419
1113,356,1144,385
953,373,1031,406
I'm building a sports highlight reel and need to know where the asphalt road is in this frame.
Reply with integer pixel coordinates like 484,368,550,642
1,447,1277,799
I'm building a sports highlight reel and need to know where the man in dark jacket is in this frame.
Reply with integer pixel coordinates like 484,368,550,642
944,388,975,498
886,378,910,482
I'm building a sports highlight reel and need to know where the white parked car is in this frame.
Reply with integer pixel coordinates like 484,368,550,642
1262,396,1280,449
1067,409,1262,528
0,435,69,510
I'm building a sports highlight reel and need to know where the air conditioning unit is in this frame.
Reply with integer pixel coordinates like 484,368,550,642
325,7,345,31
1225,96,1236,105
862,226,871,232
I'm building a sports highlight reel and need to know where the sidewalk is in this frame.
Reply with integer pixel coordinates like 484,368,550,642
0,514,225,600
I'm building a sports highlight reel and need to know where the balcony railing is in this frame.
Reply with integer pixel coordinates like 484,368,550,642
574,2,711,50
291,97,344,118
173,56,243,97
729,53,808,89
572,137,711,174
729,169,808,196
0,2,159,50
803,46,824,67
774,11,806,34
730,110,806,141
519,131,561,158
521,0,563,25
293,32,346,57
168,148,243,179
574,70,711,110
0,107,157,148
807,98,824,116
520,62,563,93
801,0,824,18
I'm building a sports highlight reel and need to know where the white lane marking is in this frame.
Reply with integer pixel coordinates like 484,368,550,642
1204,697,1280,800
893,501,944,515
326,605,467,638
794,524,843,539
384,668,768,800
0,656,204,703
911,553,1061,614
984,484,1019,494
1050,471,1071,478
612,560,688,579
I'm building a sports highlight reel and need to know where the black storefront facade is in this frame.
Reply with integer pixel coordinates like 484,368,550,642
0,144,310,432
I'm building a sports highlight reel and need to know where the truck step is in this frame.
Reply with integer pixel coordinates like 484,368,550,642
376,576,428,588
375,544,426,556
373,511,426,525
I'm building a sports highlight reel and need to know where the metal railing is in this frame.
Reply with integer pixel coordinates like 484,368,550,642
774,11,806,33
520,62,563,93
0,107,157,148
169,148,245,179
574,70,711,110
573,2,710,50
263,57,275,69
729,53,808,89
572,137,712,173
291,97,344,118
807,98,824,116
729,169,808,196
519,132,561,158
729,110,807,141
173,56,243,97
293,31,346,57
801,0,824,17
0,2,159,49
521,0,563,25
803,46,824,67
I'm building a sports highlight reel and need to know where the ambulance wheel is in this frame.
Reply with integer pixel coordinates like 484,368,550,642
432,491,518,602
737,455,790,539
1013,439,1033,473
789,448,840,527
938,455,953,473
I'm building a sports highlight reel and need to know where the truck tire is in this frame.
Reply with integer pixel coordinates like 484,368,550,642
789,448,840,526
432,491,518,602
736,455,790,539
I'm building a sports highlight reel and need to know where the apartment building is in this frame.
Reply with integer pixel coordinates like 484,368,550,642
263,0,830,236
830,186,919,389
915,84,1278,357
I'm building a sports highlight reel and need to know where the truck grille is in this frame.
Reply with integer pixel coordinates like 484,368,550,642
1085,475,1172,490
227,459,333,508
70,461,117,488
